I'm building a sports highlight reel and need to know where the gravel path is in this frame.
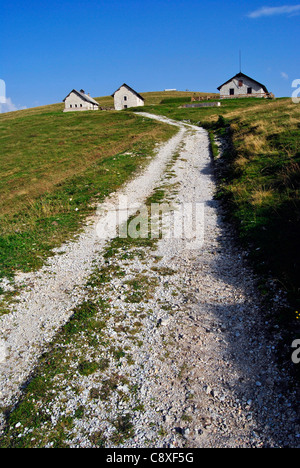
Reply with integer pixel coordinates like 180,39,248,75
0,114,299,447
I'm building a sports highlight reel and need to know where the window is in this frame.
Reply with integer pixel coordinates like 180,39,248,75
124,105,128,109
124,96,127,101
238,80,243,87
230,88,234,96
80,104,83,107
75,104,77,108
70,104,72,108
247,87,252,94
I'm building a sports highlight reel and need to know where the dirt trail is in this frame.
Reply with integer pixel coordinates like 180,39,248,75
0,114,299,447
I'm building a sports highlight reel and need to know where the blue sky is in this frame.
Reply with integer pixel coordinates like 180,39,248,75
1,0,299,111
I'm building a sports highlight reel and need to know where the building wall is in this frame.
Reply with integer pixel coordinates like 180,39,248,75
220,77,266,98
64,92,98,111
114,86,144,110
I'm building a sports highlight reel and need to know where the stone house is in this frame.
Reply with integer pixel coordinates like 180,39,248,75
63,89,99,112
217,72,269,99
112,83,145,110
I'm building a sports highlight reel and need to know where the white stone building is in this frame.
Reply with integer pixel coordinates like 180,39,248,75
217,72,269,99
112,83,145,110
63,89,99,112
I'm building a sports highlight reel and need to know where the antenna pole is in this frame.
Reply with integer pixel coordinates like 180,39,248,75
239,50,242,73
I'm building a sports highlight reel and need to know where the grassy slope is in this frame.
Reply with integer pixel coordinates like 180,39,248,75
215,100,300,314
0,95,178,288
131,96,300,313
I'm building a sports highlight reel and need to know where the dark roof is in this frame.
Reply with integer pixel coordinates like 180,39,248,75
111,83,145,101
217,72,268,93
63,89,99,106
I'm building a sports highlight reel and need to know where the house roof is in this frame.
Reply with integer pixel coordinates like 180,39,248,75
63,89,99,106
111,83,145,101
217,72,269,93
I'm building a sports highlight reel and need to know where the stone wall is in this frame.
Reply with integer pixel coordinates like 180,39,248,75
182,102,221,108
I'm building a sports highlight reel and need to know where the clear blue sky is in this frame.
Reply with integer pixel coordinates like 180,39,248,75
1,0,299,111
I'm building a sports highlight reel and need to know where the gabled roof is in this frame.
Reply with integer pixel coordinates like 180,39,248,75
63,89,99,106
111,83,145,101
217,72,268,93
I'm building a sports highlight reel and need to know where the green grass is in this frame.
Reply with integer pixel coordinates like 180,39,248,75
0,107,177,282
208,130,219,159
160,97,193,104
